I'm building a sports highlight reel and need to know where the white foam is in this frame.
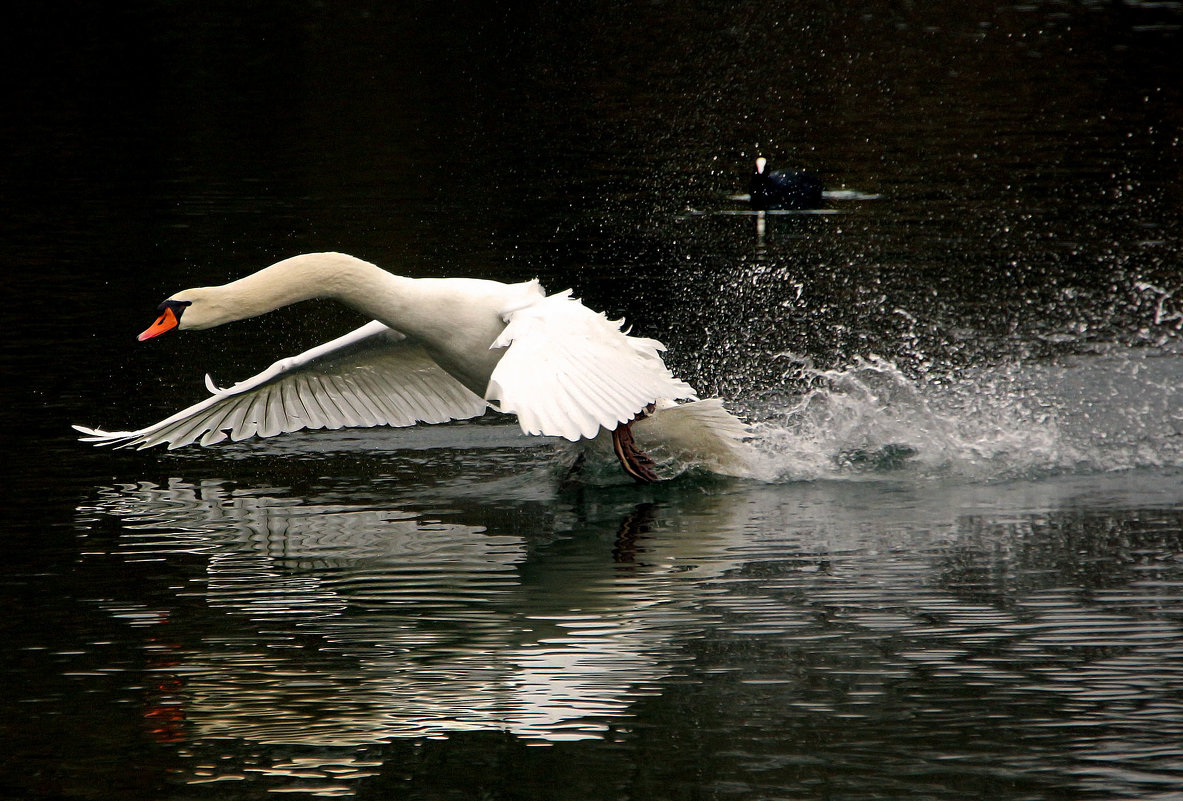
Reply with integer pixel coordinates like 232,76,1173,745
738,348,1183,484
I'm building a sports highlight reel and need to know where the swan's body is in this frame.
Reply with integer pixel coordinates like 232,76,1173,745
75,252,753,481
748,157,824,210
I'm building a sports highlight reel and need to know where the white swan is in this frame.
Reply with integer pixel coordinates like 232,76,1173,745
75,252,753,481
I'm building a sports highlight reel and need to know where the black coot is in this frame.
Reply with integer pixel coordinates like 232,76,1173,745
748,157,823,210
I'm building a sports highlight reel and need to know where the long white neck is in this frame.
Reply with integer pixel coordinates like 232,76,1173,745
177,252,526,396
181,253,408,325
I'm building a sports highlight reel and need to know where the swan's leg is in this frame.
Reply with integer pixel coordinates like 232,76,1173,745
612,417,659,484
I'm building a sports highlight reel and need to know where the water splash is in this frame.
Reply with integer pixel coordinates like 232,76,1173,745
742,346,1183,483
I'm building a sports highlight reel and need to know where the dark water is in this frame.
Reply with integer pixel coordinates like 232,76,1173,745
3,1,1183,798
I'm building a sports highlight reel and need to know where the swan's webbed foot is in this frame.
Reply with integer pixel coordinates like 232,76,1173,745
612,414,659,484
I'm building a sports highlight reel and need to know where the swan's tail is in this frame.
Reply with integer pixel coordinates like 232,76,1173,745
630,398,756,479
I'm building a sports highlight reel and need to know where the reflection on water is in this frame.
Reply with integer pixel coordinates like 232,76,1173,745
78,480,689,747
72,471,1183,797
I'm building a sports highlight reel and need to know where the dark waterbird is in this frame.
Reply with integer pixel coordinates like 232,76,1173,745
748,157,824,210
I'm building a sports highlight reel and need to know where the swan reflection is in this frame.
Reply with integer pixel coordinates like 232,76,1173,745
75,473,1183,798
78,479,699,745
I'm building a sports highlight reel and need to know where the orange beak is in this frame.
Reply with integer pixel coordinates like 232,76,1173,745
138,305,181,341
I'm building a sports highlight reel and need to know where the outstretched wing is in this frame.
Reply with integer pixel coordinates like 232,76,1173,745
75,321,489,449
486,291,697,441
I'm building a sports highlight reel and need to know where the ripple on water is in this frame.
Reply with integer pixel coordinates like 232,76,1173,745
70,468,1183,797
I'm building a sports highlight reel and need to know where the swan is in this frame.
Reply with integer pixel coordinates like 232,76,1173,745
748,157,824,210
74,252,754,482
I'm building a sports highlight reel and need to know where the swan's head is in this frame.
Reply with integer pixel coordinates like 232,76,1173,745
754,156,767,175
137,298,191,341
137,287,233,341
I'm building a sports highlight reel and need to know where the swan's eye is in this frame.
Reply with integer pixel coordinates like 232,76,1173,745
152,299,192,325
156,299,192,315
